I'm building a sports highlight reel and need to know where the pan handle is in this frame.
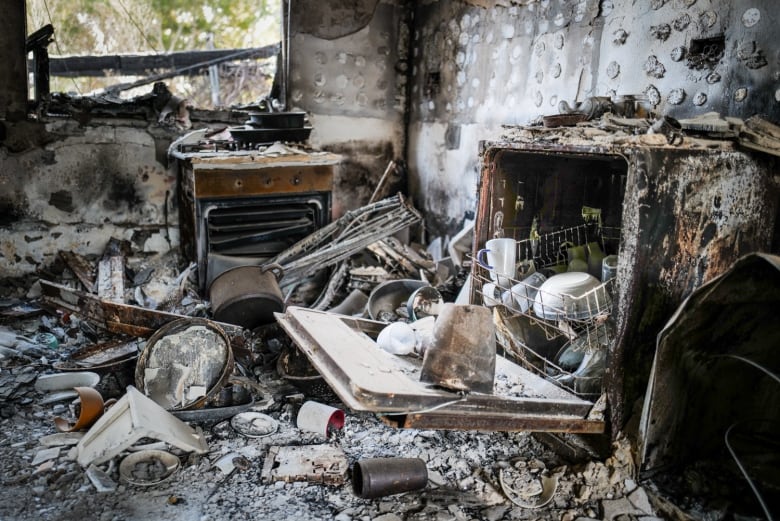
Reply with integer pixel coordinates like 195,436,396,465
262,263,284,280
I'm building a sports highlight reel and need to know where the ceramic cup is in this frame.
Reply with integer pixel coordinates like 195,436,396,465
482,282,502,307
476,238,517,288
510,271,547,313
296,401,345,438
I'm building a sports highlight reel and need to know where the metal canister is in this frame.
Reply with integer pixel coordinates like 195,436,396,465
352,458,428,499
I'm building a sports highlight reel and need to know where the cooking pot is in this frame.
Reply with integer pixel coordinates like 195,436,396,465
209,264,284,329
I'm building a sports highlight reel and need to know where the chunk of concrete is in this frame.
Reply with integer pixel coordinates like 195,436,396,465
601,497,645,520
261,445,347,485
628,487,655,515
31,447,60,465
86,464,117,492
75,385,208,467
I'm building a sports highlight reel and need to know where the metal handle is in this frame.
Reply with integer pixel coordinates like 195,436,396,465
261,263,284,280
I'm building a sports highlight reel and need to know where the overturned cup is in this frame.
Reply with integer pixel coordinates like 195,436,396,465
296,400,345,438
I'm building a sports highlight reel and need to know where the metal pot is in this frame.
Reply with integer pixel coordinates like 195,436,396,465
246,111,306,128
209,264,284,329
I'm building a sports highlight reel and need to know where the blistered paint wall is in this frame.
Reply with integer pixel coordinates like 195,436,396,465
288,0,409,216
0,120,178,277
408,0,780,236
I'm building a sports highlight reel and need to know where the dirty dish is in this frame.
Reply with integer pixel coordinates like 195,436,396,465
135,318,234,411
35,371,100,392
532,272,610,321
119,449,180,486
481,282,502,307
509,272,547,313
367,279,429,321
406,286,443,321
476,238,517,288
230,411,278,438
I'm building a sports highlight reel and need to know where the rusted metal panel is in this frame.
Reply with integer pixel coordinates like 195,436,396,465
193,164,335,198
39,280,244,339
639,253,780,469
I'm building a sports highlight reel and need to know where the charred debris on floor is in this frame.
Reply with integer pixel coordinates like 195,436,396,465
2,111,780,519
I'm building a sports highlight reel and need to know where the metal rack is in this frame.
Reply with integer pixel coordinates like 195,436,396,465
473,224,619,398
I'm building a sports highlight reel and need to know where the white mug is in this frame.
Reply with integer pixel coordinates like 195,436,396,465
476,238,517,288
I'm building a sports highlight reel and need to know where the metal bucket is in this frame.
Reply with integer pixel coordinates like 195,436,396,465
419,303,496,394
209,264,284,329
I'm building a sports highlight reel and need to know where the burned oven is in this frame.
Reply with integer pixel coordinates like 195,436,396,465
471,137,779,437
175,147,341,293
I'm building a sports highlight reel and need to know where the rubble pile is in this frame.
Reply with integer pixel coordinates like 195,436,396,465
0,197,740,521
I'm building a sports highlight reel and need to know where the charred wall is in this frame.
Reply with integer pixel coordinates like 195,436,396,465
288,0,410,216
0,120,178,277
408,0,780,237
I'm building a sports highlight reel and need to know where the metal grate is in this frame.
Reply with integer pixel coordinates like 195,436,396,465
473,224,619,398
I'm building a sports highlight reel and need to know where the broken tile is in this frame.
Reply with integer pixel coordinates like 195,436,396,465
39,431,84,447
33,459,55,474
86,464,117,493
31,446,60,466
374,514,403,521
601,497,645,520
214,452,240,475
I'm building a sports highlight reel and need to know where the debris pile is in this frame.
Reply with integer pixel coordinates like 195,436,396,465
0,191,746,521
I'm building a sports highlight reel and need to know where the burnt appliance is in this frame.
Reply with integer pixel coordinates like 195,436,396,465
471,133,779,437
172,130,341,293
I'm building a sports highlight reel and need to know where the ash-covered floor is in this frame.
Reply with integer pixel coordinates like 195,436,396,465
0,251,765,521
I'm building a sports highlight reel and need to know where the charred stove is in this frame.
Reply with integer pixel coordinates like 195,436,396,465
471,128,780,440
171,129,341,292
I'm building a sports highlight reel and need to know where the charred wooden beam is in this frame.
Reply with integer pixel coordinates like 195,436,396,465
39,280,243,339
41,44,280,78
59,251,96,292
382,413,605,434
97,256,125,303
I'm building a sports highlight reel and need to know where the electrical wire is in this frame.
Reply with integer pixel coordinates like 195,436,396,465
115,0,159,54
724,420,775,521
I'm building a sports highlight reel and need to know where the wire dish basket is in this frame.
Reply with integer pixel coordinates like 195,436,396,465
474,224,619,398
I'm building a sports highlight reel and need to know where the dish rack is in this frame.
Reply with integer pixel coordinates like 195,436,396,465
473,224,620,398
